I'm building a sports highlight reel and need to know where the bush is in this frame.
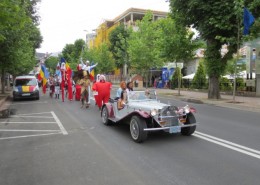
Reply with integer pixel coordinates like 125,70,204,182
170,67,182,89
236,77,245,91
191,59,207,89
220,77,232,91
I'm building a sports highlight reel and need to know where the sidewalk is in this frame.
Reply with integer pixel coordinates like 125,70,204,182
148,87,260,113
0,90,12,111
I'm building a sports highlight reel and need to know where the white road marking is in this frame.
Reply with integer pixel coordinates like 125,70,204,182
0,129,60,132
9,115,53,118
51,111,68,135
0,122,56,124
10,101,48,105
0,132,62,140
14,112,52,116
194,132,260,159
0,111,68,140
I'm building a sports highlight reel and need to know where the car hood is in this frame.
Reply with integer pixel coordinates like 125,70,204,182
129,100,168,110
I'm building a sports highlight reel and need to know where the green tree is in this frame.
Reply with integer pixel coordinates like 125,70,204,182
128,11,164,87
61,39,85,70
109,25,130,74
156,16,202,94
45,56,59,75
170,67,182,89
169,0,260,99
0,0,42,93
95,43,115,74
192,59,207,89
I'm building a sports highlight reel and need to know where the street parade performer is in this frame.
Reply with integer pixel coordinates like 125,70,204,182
92,74,112,111
60,58,73,102
92,74,100,105
79,59,98,104
79,70,91,108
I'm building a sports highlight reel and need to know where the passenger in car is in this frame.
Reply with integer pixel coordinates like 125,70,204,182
116,81,126,99
117,90,127,110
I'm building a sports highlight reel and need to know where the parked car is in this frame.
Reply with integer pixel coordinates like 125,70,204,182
101,90,197,143
13,75,40,101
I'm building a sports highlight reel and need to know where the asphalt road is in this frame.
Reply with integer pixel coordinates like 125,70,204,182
0,90,259,185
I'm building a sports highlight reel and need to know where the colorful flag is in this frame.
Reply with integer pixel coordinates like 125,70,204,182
38,64,48,94
243,8,255,35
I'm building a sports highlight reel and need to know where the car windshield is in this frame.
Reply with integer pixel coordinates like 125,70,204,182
15,78,37,86
128,90,157,101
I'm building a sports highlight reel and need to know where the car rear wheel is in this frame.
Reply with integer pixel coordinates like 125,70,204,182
181,112,196,136
101,106,111,125
130,116,148,143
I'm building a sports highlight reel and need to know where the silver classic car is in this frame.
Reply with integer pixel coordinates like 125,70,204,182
101,90,197,143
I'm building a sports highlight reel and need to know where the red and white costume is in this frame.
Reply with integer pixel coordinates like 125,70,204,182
92,75,112,109
92,74,100,105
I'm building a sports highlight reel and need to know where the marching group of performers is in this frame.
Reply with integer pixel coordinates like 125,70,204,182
46,59,112,110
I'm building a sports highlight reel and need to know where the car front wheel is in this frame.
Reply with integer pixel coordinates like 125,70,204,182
101,106,111,125
181,112,196,136
130,115,148,143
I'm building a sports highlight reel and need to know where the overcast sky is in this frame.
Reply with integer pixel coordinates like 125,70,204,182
36,0,170,54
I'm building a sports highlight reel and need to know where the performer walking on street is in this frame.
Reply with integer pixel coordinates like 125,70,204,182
92,74,112,111
79,71,91,108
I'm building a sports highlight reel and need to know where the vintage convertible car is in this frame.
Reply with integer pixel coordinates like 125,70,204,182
101,90,197,143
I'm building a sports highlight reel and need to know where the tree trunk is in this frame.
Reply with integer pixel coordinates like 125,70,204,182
208,76,220,99
1,68,5,94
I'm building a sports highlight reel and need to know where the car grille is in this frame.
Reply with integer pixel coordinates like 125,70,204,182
158,107,179,127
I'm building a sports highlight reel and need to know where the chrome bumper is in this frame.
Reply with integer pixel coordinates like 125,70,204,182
143,123,198,132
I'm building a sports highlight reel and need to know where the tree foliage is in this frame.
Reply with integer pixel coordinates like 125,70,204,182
61,39,85,70
109,25,130,70
192,59,207,89
170,67,182,89
95,43,115,74
169,0,259,99
156,17,201,63
127,11,164,86
0,0,42,93
45,56,59,75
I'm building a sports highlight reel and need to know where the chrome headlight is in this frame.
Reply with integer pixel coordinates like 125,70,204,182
150,109,158,117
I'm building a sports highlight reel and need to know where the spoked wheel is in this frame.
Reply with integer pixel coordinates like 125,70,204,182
181,112,196,136
130,116,148,143
101,106,111,125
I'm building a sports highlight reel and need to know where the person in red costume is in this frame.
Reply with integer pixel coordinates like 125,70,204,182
92,74,100,105
67,74,73,101
92,74,112,110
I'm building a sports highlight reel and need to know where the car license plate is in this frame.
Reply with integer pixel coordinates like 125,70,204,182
169,126,181,133
22,93,30,96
